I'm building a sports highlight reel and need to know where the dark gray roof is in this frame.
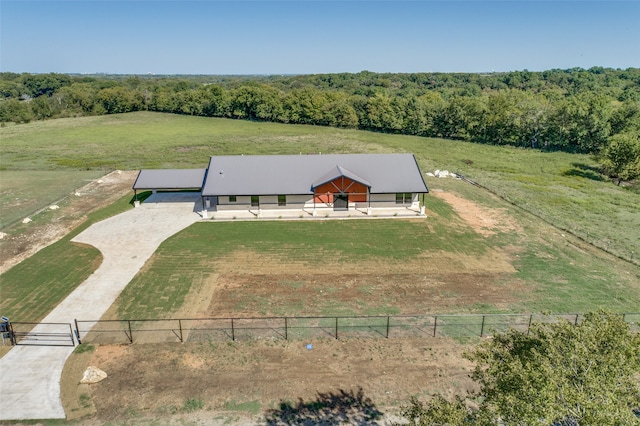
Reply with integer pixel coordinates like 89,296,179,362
202,154,428,196
133,169,207,190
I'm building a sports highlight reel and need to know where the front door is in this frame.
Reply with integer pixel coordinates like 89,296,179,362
334,193,348,210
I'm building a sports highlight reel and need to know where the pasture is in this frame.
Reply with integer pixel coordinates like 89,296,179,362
1,112,638,324
1,112,639,423
1,111,638,264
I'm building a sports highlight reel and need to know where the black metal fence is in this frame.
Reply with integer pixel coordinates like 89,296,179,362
7,322,75,346
74,312,640,345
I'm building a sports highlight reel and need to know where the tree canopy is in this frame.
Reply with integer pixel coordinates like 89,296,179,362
600,132,640,185
398,312,640,425
2,69,640,160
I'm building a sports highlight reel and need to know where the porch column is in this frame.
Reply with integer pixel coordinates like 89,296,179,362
313,192,317,216
201,195,207,218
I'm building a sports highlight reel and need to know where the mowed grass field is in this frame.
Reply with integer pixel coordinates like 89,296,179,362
1,112,639,323
109,180,639,322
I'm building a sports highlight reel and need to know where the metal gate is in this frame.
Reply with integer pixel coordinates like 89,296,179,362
8,322,75,347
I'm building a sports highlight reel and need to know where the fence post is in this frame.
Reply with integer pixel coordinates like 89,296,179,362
74,319,82,345
231,318,235,341
574,314,579,326
527,314,533,335
386,316,390,338
68,323,76,347
433,316,438,337
127,320,133,344
284,317,288,341
335,317,338,339
178,319,183,343
480,315,486,337
8,322,16,346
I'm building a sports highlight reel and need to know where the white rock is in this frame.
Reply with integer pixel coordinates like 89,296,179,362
434,169,441,176
97,180,103,184
425,172,435,177
22,218,32,224
75,192,81,196
80,366,107,384
0,232,7,240
49,205,60,210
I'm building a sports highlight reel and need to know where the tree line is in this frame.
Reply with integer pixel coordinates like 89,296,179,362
1,69,639,181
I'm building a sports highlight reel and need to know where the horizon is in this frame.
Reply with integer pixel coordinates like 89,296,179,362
5,66,639,78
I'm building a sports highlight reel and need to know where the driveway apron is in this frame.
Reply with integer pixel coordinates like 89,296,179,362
0,193,202,420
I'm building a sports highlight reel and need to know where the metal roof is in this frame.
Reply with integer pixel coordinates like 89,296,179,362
201,154,428,196
311,165,372,189
133,169,207,190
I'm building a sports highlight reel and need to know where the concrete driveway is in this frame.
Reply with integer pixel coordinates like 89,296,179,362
0,193,202,420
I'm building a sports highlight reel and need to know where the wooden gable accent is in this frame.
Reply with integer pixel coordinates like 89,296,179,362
313,176,369,203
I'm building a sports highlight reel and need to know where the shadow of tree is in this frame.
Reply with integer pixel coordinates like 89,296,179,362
562,163,605,181
264,387,384,425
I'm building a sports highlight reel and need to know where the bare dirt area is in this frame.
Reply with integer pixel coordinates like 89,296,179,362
0,170,137,274
204,272,522,317
429,189,521,237
64,337,478,424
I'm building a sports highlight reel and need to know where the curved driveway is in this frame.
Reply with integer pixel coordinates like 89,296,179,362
0,193,202,420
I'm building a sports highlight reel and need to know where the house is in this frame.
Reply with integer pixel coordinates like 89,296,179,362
133,153,429,217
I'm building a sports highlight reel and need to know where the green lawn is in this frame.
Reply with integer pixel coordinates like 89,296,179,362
0,194,134,322
1,112,638,322
2,111,637,262
113,191,639,319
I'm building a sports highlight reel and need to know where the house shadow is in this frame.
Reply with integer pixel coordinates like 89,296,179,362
562,163,605,181
264,387,384,425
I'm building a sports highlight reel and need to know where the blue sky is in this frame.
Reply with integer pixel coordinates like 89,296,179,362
1,1,638,74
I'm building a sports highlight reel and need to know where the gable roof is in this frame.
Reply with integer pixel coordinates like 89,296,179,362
133,168,207,190
201,154,428,196
311,165,371,189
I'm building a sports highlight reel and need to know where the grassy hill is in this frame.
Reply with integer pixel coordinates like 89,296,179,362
1,112,639,324
2,111,638,263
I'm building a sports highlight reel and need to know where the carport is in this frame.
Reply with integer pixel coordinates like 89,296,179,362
132,168,207,203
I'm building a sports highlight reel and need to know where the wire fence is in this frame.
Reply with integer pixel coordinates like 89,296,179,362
456,174,639,266
74,312,640,345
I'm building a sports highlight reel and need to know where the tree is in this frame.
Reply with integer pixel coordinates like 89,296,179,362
30,96,53,120
0,98,32,123
95,87,143,114
600,132,640,185
21,73,71,98
397,312,640,425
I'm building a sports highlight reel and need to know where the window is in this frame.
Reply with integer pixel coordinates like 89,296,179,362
251,195,259,207
278,195,286,206
229,195,236,203
396,193,413,204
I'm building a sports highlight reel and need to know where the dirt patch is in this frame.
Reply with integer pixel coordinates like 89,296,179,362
430,190,521,237
163,244,521,320
205,272,522,317
75,338,477,424
0,170,137,274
